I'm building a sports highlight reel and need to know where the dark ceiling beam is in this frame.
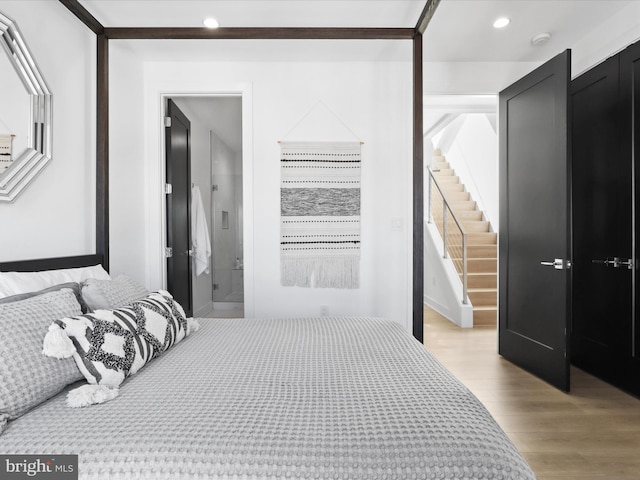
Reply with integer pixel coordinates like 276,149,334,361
103,27,414,40
58,0,105,35
415,0,440,35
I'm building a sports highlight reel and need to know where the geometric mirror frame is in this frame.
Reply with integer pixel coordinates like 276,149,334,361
0,11,52,202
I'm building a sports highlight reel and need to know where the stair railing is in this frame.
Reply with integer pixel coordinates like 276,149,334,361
427,167,469,304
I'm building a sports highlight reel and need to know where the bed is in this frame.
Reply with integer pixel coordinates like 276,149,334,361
0,255,536,480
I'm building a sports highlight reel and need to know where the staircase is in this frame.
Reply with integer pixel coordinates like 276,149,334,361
429,149,497,327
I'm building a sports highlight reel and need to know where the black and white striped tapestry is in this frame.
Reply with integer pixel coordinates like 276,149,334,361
280,141,361,288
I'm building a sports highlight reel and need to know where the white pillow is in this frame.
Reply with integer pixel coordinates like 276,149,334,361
0,265,111,299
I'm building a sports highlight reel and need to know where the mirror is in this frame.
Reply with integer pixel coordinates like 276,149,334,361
0,11,52,202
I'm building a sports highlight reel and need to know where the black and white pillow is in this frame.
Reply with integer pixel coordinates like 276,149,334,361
43,290,197,405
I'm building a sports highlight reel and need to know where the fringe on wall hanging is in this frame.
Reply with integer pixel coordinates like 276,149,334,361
280,141,361,289
0,133,14,174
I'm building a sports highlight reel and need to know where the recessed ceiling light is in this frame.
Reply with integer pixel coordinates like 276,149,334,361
203,17,220,29
493,17,510,29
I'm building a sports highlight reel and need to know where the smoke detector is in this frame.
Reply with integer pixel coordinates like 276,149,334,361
531,32,551,46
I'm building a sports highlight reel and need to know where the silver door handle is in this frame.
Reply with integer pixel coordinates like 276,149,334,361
592,259,614,267
592,257,633,269
616,258,633,269
541,258,571,270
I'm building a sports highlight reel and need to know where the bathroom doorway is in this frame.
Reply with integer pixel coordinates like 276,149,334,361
169,95,243,318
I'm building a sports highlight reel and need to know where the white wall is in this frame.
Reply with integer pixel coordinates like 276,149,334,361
108,42,145,283
423,62,542,95
571,1,640,77
424,222,473,328
434,114,499,230
108,42,413,331
0,1,96,262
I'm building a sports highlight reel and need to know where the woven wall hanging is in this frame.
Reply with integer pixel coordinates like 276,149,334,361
280,141,361,288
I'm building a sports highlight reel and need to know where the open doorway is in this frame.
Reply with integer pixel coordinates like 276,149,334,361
168,95,243,318
423,95,498,328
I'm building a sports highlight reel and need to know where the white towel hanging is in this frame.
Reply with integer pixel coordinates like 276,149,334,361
191,185,211,276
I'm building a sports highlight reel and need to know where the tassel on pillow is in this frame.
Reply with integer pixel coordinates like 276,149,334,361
67,385,119,408
42,323,76,359
187,317,200,335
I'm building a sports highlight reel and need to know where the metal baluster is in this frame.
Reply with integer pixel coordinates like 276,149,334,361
442,202,447,259
427,171,433,224
462,232,468,304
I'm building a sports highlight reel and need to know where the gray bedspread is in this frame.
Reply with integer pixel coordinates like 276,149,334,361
0,317,536,479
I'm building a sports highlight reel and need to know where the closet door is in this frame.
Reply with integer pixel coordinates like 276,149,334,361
571,55,634,393
620,41,640,394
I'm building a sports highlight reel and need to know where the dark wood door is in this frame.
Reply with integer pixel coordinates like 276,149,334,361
618,41,640,395
570,54,635,392
165,99,193,316
499,50,572,391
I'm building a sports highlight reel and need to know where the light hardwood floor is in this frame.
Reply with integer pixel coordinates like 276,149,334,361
423,306,640,480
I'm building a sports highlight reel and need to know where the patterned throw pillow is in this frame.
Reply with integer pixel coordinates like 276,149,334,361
0,289,84,433
44,291,190,388
0,282,90,313
81,274,150,311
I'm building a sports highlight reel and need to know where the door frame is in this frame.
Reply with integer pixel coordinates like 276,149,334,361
144,84,254,317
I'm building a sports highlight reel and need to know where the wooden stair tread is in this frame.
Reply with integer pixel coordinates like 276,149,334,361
433,168,455,176
439,183,465,192
450,201,477,210
466,232,497,244
456,210,483,219
472,310,497,326
435,176,460,183
461,221,490,232
445,191,471,200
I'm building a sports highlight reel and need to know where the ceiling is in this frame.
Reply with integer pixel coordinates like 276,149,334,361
74,0,639,150
423,0,638,63
172,96,243,154
79,1,426,28
79,0,638,63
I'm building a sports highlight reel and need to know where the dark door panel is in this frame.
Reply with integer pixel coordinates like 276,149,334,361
166,99,193,316
570,39,640,398
620,40,640,394
499,50,572,391
571,55,633,382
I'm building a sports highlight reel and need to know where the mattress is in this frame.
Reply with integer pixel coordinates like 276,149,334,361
0,317,536,479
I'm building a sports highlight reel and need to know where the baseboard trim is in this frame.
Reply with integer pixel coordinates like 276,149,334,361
193,301,213,318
